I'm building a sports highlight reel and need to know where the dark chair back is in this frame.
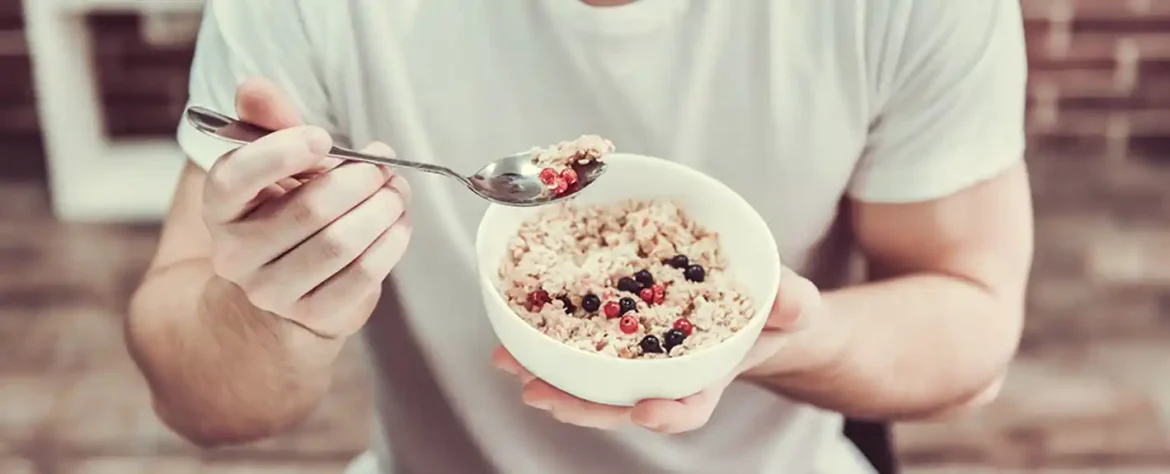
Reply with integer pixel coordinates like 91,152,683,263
844,419,899,474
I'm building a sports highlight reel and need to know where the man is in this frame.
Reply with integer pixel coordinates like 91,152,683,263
126,0,1034,472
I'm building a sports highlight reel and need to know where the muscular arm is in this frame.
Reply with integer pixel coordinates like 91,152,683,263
758,163,1033,419
126,162,346,447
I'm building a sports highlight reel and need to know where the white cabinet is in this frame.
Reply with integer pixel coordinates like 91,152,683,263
23,0,202,222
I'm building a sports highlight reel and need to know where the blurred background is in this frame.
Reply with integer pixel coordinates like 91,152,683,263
1,0,1169,473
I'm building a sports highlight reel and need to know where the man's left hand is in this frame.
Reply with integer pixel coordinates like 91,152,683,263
491,266,824,433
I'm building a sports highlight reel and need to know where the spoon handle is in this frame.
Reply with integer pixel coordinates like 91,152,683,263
184,106,463,179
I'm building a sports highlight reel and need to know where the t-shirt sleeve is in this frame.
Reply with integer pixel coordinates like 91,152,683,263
177,0,335,171
847,0,1027,203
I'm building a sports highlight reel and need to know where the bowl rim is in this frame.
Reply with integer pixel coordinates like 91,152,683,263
475,153,782,366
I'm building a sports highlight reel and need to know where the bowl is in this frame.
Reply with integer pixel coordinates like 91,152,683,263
475,153,781,406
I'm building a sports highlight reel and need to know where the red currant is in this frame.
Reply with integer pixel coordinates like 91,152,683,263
560,167,578,185
526,289,550,311
672,318,694,336
550,176,568,194
603,301,621,319
651,284,665,304
538,168,558,185
639,287,655,304
619,314,639,334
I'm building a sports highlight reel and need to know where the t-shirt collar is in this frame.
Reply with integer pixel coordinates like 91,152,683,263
541,0,691,35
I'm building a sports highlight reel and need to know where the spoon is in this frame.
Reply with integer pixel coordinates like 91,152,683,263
184,106,608,207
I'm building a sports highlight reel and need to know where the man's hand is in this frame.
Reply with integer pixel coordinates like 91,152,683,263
491,267,826,433
202,78,413,338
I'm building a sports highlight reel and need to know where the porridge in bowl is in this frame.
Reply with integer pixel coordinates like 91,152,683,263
499,199,755,359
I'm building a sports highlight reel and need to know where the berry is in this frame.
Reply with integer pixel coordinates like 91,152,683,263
664,254,689,269
633,269,654,287
618,314,639,334
683,264,706,282
526,289,550,311
652,284,666,304
557,295,576,314
616,277,642,294
619,297,637,315
538,168,558,185
639,335,664,354
581,293,601,313
563,180,580,194
550,177,568,194
603,301,621,319
560,167,578,185
663,328,687,351
672,318,694,336
639,287,655,304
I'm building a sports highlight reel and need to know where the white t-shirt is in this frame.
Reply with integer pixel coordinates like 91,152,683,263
178,1,1027,472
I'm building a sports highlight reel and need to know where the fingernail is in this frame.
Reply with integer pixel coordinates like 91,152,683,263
366,142,396,158
524,398,552,410
800,292,824,328
302,127,333,155
787,310,808,331
496,364,519,376
637,419,661,430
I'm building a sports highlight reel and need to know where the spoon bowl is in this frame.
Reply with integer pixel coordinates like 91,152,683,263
466,152,607,206
185,106,607,207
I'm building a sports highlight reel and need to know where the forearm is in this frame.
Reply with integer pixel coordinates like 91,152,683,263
757,273,1022,420
126,259,345,446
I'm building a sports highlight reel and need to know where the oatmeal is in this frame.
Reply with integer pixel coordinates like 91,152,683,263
530,135,614,196
499,200,755,359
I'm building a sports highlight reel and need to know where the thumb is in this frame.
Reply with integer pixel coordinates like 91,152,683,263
235,77,303,130
765,267,821,331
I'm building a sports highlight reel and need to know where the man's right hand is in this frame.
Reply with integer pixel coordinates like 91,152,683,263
201,78,413,339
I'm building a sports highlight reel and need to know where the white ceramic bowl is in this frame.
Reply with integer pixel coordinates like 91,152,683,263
475,153,781,406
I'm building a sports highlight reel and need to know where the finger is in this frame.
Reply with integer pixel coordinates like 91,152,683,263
765,267,821,331
295,214,413,337
491,347,537,383
494,347,633,430
289,141,394,185
235,77,340,184
358,142,411,205
491,346,524,376
388,174,413,207
521,379,630,430
631,382,728,434
281,141,392,188
229,162,396,268
236,77,302,130
273,185,406,298
204,126,334,223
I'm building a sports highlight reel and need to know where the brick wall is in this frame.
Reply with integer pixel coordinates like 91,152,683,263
3,1,1169,174
0,6,193,180
1024,0,1170,160
1020,0,1170,348
0,0,43,180
88,13,194,138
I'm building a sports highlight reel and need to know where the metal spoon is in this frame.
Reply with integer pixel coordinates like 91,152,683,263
184,106,608,207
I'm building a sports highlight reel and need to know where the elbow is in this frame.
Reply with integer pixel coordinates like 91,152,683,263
911,373,1007,421
127,305,320,449
959,375,1006,409
949,374,1006,413
163,417,268,450
159,404,256,449
154,409,261,449
150,393,316,449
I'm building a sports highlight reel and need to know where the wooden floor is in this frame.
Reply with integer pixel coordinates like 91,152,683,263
1,181,1168,473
